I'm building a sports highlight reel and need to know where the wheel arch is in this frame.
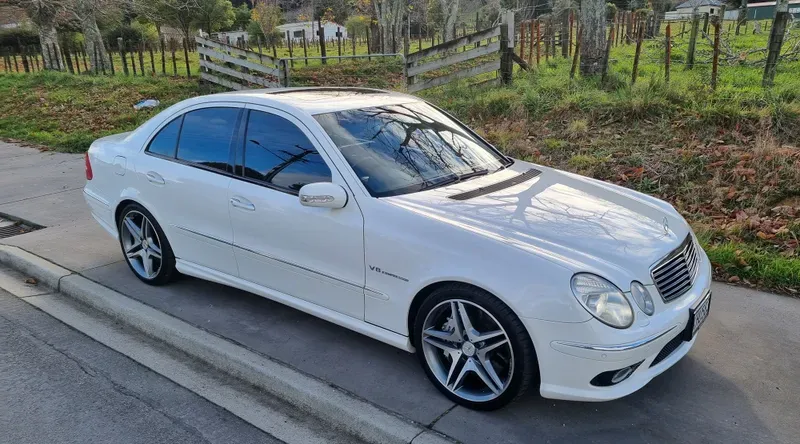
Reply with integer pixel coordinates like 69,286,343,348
406,280,533,347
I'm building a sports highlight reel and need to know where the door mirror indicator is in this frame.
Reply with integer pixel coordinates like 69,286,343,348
298,183,348,209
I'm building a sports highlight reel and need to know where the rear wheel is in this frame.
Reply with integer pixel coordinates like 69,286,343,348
413,284,538,410
118,203,176,285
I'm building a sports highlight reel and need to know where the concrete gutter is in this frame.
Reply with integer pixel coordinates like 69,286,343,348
0,244,455,444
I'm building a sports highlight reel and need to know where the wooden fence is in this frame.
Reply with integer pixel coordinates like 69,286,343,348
196,36,284,90
1,37,195,77
405,20,513,93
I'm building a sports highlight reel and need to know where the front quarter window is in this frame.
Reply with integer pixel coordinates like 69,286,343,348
314,102,507,197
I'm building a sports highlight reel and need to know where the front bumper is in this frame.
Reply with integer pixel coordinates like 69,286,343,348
524,250,712,402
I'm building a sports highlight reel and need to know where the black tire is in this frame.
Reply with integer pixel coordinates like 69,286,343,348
413,283,538,410
117,203,176,286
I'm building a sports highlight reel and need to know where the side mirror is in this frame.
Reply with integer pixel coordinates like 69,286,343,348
298,182,348,209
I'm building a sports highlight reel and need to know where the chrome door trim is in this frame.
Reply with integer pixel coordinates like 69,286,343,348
234,244,364,291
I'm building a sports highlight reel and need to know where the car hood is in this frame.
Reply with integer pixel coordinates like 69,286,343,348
384,160,689,284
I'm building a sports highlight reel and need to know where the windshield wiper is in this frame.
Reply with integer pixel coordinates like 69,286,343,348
423,168,489,191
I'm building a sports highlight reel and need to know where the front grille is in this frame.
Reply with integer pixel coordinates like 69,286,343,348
650,333,684,368
651,235,700,302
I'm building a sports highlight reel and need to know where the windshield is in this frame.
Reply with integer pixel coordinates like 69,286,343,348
314,102,508,197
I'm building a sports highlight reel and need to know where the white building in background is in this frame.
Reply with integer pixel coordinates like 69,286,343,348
277,21,347,42
664,0,725,20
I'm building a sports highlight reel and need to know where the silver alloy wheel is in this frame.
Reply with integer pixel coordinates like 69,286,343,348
121,210,163,280
421,299,514,403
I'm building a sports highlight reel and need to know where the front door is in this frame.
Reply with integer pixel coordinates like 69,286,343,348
228,106,365,319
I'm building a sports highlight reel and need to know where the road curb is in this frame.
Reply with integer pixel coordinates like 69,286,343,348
0,245,457,444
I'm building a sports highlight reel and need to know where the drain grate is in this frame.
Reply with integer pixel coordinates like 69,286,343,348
0,216,43,239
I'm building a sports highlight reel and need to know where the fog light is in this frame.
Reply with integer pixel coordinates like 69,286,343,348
590,361,643,387
611,366,635,384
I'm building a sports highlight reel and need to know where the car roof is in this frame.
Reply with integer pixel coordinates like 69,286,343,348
209,87,422,115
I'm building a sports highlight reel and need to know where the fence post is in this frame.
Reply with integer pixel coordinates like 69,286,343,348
665,23,671,84
182,37,191,77
117,38,128,75
702,12,710,34
318,21,327,65
570,25,581,79
81,45,88,72
569,10,575,56
500,10,514,85
160,37,166,75
286,31,294,67
18,40,29,73
366,28,372,61
528,21,535,64
519,22,526,62
170,39,178,76
711,15,720,90
686,9,700,70
353,31,357,55
631,19,644,85
535,20,541,65
149,43,155,75
601,17,615,84
338,26,344,61
763,0,790,87
138,43,145,76
302,30,308,66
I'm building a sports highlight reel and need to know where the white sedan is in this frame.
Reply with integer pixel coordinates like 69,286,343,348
84,88,712,410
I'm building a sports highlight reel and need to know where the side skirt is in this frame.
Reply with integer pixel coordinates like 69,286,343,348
175,259,415,353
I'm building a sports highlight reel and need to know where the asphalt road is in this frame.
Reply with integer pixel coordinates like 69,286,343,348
2,140,799,444
0,286,277,444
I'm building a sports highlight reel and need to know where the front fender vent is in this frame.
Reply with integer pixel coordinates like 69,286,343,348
448,168,541,201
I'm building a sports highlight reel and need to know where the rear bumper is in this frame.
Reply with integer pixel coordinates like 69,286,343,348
84,188,118,239
525,252,712,402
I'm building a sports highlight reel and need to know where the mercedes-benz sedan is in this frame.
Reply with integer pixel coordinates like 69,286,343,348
84,88,712,410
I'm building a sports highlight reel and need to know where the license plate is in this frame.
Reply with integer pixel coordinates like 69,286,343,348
686,292,711,340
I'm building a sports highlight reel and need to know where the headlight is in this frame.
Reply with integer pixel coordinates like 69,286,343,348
571,273,634,329
630,281,655,315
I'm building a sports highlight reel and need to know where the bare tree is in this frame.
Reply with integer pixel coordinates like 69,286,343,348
9,0,67,70
579,0,606,76
373,0,405,52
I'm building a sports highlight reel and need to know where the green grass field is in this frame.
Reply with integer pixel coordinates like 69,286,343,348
1,19,798,294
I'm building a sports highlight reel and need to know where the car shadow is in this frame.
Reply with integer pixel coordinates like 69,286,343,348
433,355,779,444
84,262,780,444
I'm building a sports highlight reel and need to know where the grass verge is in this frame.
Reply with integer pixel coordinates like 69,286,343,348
0,64,797,295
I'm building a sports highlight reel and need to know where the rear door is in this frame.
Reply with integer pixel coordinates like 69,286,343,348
135,103,243,276
227,106,366,319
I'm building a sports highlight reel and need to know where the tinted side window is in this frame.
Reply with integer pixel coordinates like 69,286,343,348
146,117,182,158
243,111,331,192
176,107,240,172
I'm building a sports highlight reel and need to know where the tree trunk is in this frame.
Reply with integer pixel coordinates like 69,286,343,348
373,0,405,53
77,9,108,73
579,0,606,76
439,0,460,42
735,8,747,35
560,8,570,58
38,22,63,70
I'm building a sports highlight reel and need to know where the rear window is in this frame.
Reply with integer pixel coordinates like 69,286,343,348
146,117,182,158
176,108,240,173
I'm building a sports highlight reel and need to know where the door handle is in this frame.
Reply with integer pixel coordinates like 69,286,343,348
230,196,255,211
146,171,165,185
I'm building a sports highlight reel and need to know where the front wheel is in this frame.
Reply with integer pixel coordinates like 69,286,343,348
413,284,538,410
